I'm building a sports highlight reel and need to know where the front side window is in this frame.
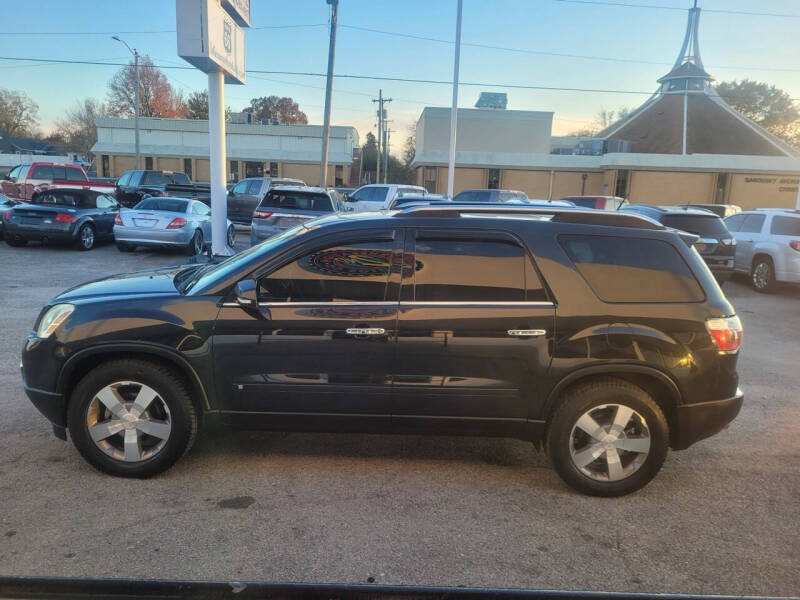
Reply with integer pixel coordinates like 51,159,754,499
117,172,132,187
258,239,394,303
246,180,263,196
96,195,116,209
128,171,143,187
232,180,249,195
740,214,765,234
724,214,746,232
31,165,54,180
173,172,191,185
412,235,527,301
559,234,704,303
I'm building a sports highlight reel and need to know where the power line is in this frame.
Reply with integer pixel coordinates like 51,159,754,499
0,23,326,35
551,0,800,18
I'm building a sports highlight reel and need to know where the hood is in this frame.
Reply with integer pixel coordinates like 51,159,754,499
55,266,188,303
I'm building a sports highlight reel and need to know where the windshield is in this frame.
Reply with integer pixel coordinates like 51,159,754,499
661,214,728,235
134,198,189,212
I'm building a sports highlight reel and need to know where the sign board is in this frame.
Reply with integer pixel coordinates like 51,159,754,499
177,0,246,84
221,0,250,27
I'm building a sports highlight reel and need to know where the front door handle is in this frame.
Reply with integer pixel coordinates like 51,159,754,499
346,327,386,336
508,329,546,337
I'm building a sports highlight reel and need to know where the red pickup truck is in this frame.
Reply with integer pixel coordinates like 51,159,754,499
1,162,116,202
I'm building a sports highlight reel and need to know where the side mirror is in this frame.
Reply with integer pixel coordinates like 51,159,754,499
234,279,257,308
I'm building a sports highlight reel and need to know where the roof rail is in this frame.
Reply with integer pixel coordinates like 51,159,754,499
393,203,663,230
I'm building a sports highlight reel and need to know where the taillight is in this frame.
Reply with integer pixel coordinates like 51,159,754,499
706,315,742,353
720,238,737,246
790,241,800,252
54,213,77,224
252,210,273,219
2,210,10,222
114,213,123,226
166,217,186,229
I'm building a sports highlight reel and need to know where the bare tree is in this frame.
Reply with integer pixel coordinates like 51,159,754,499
106,56,187,118
55,98,108,160
0,88,39,137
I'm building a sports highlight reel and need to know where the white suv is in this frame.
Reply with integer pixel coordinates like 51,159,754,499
724,208,800,292
344,184,427,212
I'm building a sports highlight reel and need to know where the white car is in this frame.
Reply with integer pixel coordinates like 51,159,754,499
344,184,427,212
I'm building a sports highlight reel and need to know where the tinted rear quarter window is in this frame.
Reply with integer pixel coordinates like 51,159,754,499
559,234,704,303
770,216,800,236
261,191,333,212
660,214,728,236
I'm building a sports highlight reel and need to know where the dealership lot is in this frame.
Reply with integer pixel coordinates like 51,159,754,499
0,240,798,596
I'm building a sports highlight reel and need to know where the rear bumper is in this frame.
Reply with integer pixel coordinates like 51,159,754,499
702,256,735,281
113,226,192,246
672,388,743,450
4,222,76,242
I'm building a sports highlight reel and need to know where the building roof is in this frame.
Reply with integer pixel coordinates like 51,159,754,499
0,132,62,155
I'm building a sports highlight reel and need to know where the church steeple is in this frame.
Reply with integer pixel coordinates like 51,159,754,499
657,1,713,93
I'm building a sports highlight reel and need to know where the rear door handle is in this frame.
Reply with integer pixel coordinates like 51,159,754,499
346,328,386,335
508,329,546,337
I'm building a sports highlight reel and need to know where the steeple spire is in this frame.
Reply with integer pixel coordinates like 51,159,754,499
657,2,712,92
673,0,704,70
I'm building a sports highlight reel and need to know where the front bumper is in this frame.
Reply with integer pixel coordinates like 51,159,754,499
113,226,192,246
672,388,743,450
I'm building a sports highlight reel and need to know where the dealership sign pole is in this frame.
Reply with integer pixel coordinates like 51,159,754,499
177,0,249,256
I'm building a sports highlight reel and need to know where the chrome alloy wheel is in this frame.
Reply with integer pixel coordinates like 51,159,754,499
86,381,172,462
227,225,236,247
569,403,651,482
752,262,770,290
81,225,94,248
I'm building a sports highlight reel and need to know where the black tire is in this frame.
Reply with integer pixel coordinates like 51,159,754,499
546,378,669,497
227,225,236,248
116,242,135,252
185,229,203,256
751,256,776,293
5,236,26,247
67,359,198,478
75,223,95,251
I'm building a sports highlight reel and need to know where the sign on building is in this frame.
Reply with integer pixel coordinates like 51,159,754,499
177,0,246,84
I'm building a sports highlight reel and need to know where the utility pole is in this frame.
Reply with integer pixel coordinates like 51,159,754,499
319,0,338,188
112,35,140,170
446,0,463,198
383,127,389,183
372,90,392,184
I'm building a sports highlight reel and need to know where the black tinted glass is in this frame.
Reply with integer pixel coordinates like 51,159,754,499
661,214,728,235
142,172,169,186
261,191,333,212
173,172,191,185
413,237,525,301
453,190,493,203
66,167,86,182
259,240,393,302
52,166,66,180
135,198,189,212
567,198,597,209
770,216,800,236
559,234,704,303
31,166,53,180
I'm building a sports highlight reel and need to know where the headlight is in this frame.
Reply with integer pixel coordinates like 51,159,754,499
36,304,74,338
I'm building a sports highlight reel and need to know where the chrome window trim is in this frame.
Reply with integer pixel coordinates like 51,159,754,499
221,301,555,308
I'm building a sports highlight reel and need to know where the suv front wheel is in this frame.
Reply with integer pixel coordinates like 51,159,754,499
547,378,669,496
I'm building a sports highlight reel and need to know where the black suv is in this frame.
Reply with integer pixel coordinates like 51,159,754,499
621,205,736,283
21,205,743,496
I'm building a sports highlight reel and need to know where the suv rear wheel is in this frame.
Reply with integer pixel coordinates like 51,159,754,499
67,359,198,478
751,256,776,293
546,378,669,496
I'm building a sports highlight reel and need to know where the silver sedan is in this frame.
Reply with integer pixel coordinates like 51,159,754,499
114,197,235,255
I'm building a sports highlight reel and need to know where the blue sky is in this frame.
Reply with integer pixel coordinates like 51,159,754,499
1,0,799,152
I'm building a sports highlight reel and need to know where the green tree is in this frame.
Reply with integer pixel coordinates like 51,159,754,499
716,79,800,145
360,131,378,180
244,95,308,124
186,90,209,119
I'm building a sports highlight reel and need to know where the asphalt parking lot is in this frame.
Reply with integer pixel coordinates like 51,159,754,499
0,238,798,596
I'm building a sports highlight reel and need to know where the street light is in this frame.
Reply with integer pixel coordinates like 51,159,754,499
112,35,141,170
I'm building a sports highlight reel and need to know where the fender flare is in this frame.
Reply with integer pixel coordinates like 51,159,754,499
57,342,212,411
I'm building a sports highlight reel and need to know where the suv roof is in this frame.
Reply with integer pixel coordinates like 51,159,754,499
626,204,719,217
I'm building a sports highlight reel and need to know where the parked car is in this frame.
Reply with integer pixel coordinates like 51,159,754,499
22,204,742,496
621,205,735,283
226,177,306,224
345,183,427,212
0,193,20,239
0,162,116,202
2,189,119,250
678,204,742,218
561,195,628,210
250,187,341,246
724,208,800,292
114,170,211,208
389,193,447,209
452,189,527,203
113,196,235,255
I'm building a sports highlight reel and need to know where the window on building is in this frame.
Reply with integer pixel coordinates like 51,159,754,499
229,160,239,182
559,234,704,303
101,155,110,178
335,165,344,187
245,161,264,178
258,238,394,303
184,159,193,180
615,169,630,198
487,169,501,189
423,167,437,194
269,162,279,177
412,235,527,302
145,157,154,170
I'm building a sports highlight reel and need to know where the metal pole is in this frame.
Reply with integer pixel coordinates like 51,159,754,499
319,0,338,188
208,70,232,256
383,127,389,183
446,0,463,198
682,90,688,156
796,182,800,210
134,50,141,170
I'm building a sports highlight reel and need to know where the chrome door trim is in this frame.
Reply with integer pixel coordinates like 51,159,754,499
221,300,555,308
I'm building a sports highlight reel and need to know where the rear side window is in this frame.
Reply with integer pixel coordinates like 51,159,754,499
260,191,333,212
770,216,800,236
67,167,86,181
660,214,728,236
31,165,54,180
412,235,532,301
559,234,704,303
135,198,189,212
52,166,66,180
